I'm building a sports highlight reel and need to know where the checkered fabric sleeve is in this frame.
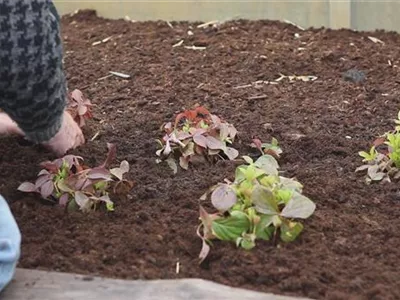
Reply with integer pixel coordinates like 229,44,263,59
0,0,66,143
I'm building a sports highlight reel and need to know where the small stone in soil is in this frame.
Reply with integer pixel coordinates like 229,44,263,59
342,68,366,83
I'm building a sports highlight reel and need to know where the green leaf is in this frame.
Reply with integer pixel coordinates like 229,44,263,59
251,185,279,215
279,177,303,191
110,160,130,180
280,192,315,219
280,221,303,242
236,234,256,250
244,165,265,181
182,141,195,157
211,184,237,212
57,180,74,193
166,157,178,173
259,175,279,187
276,189,293,204
242,156,254,165
255,215,274,240
254,155,279,175
358,151,370,159
106,202,114,211
212,211,250,241
235,165,247,183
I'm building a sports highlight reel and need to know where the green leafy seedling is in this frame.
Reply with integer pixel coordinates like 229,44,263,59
197,154,316,263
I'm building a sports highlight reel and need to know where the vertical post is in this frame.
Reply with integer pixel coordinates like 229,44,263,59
329,0,351,29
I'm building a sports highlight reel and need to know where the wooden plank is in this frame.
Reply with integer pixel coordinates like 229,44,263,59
0,269,313,300
329,0,351,29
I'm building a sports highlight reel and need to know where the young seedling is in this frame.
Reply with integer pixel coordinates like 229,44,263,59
156,106,239,173
197,154,316,263
17,143,134,212
66,89,93,127
356,110,400,183
250,137,283,159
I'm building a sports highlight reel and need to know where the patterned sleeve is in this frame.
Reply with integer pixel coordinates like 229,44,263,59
0,0,66,143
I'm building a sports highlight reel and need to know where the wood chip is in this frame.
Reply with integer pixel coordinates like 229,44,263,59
368,36,384,44
172,40,184,48
197,20,220,28
248,94,268,101
184,45,206,50
90,131,100,141
109,71,131,79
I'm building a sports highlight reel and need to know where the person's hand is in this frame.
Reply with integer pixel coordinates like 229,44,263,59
0,113,23,136
42,111,85,157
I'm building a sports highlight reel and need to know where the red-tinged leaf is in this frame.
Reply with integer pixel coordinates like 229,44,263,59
193,134,208,148
194,144,206,155
210,114,221,126
17,182,36,193
196,224,211,264
113,180,134,195
88,167,112,180
164,122,172,131
251,138,263,150
373,137,386,147
176,131,192,140
78,104,88,116
39,161,59,173
190,128,207,136
59,193,70,206
194,106,211,117
101,143,117,168
211,184,237,212
71,89,84,102
40,180,54,199
206,136,225,150
38,169,50,176
74,191,90,210
35,175,52,189
62,155,83,169
174,112,187,128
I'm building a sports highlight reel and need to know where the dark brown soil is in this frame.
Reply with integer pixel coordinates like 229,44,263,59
3,10,400,300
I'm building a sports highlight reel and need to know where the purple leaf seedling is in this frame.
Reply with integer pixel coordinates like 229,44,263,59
156,105,239,173
17,143,134,213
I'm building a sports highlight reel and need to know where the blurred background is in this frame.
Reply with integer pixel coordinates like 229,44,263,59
54,0,400,32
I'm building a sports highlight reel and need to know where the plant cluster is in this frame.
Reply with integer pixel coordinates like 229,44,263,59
156,106,239,173
197,154,316,263
66,89,93,127
17,143,134,212
356,111,400,183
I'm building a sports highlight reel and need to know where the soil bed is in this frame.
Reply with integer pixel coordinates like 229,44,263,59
2,10,400,300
